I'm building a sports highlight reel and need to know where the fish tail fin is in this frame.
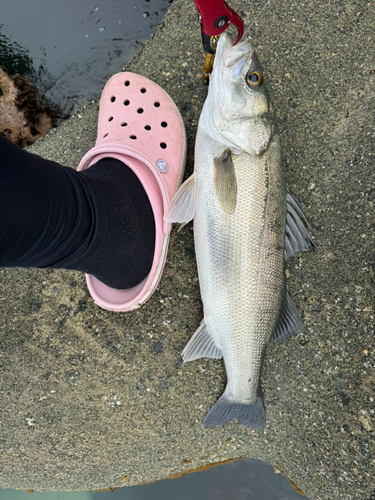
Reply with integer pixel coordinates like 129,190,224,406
202,389,265,430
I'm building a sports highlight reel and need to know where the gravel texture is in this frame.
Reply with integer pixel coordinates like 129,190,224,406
0,0,374,498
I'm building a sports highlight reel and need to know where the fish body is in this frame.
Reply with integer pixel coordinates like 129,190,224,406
165,33,314,429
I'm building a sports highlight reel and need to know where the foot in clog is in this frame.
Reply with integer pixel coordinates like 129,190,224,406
77,72,186,312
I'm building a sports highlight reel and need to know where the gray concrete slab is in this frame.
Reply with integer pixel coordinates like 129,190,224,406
0,0,374,498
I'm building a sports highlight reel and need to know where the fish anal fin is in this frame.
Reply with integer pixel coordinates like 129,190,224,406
214,148,237,214
164,173,196,224
182,320,222,362
268,291,303,345
284,183,315,261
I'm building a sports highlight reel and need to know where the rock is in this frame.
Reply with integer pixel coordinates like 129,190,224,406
0,67,58,147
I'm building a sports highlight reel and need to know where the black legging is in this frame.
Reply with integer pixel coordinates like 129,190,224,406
0,136,155,289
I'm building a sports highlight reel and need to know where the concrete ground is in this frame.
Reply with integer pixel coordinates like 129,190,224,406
0,0,374,498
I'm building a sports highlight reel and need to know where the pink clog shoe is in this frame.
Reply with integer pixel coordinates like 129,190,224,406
77,72,186,312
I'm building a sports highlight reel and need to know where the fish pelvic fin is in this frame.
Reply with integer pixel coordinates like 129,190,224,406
163,173,196,225
182,320,222,362
203,389,265,430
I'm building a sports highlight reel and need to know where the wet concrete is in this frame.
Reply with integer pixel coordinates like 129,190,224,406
0,0,374,498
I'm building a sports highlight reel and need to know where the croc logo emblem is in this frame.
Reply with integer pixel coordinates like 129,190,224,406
156,160,168,173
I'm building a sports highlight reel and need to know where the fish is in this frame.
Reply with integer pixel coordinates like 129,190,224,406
164,32,314,429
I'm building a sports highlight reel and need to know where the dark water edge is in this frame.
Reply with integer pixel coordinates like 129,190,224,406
0,0,173,118
0,459,306,499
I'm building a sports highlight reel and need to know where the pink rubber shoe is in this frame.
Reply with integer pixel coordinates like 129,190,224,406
77,72,186,312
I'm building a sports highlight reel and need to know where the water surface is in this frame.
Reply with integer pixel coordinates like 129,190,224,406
0,459,306,499
0,0,171,115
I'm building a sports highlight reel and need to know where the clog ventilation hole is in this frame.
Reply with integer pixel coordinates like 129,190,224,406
104,79,168,151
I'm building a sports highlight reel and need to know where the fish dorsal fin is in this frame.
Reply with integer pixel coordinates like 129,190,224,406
268,291,303,345
182,320,222,362
164,173,196,224
214,148,237,214
284,184,315,260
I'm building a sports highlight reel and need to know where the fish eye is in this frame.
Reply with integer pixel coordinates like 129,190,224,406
246,70,263,89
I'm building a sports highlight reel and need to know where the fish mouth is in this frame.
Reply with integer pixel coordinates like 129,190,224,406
219,32,254,68
215,32,254,80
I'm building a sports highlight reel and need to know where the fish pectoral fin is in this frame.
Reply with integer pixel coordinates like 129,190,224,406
268,290,304,345
182,320,222,362
163,173,196,224
214,148,237,214
284,183,315,260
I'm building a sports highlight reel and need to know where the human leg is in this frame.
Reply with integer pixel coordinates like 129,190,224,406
0,136,155,289
0,72,186,311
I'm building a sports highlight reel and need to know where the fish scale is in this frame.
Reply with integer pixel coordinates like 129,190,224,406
196,147,285,404
164,32,314,429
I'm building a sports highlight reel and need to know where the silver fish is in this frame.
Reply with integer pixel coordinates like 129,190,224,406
165,32,314,429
